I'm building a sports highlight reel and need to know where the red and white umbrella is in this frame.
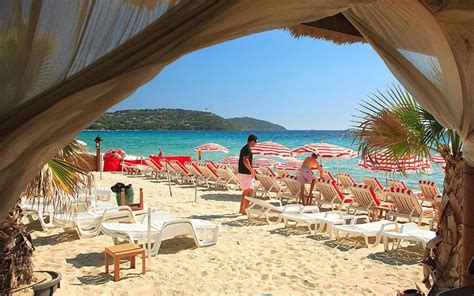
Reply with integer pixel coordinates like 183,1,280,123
291,143,357,159
252,141,292,158
431,153,446,170
217,157,280,168
253,158,281,168
218,156,238,165
431,154,445,165
277,160,303,171
195,143,229,153
358,151,431,173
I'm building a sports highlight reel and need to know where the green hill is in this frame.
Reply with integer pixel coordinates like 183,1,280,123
226,117,286,131
88,109,286,131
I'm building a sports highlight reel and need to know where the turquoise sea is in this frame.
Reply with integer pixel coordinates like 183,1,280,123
77,130,445,188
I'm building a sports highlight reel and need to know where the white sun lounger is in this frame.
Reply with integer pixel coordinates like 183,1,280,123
245,196,318,224
280,211,354,237
381,222,436,251
20,197,55,230
54,205,137,239
101,212,219,256
331,216,397,247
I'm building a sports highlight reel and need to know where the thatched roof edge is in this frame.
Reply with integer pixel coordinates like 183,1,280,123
286,24,366,45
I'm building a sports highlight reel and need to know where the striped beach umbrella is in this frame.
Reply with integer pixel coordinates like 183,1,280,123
253,158,281,168
431,153,446,170
218,156,238,165
277,160,303,171
291,143,357,159
195,143,229,153
252,141,292,158
217,157,280,168
358,151,431,173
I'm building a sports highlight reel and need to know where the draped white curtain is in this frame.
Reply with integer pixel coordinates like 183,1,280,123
344,2,474,165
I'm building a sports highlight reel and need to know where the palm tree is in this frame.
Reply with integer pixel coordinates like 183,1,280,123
0,140,93,293
353,86,463,293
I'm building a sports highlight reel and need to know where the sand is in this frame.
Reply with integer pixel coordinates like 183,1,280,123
28,172,425,295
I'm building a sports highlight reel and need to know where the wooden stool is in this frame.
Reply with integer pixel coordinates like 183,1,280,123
105,243,145,281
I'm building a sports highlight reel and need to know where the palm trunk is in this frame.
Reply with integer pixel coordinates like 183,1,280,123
425,157,463,293
0,203,35,293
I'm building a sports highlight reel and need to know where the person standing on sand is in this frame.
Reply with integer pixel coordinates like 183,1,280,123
297,153,323,206
197,149,203,161
238,134,258,214
158,148,163,157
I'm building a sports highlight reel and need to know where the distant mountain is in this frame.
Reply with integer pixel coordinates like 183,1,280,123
88,109,286,131
227,117,286,131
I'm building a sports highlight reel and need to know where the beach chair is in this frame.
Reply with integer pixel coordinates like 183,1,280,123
255,174,287,200
184,162,207,186
282,176,303,203
145,159,167,179
337,173,357,193
362,176,385,192
245,196,318,224
168,160,193,183
280,211,354,237
197,163,225,188
215,167,240,190
331,215,397,247
387,179,407,189
385,188,434,225
381,222,436,251
101,212,219,256
54,205,137,239
276,167,291,179
319,170,337,183
261,166,279,179
362,176,387,200
314,178,352,210
418,180,442,204
20,197,55,230
347,184,393,216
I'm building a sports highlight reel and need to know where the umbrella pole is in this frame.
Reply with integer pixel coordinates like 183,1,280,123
195,180,198,202
166,161,172,197
99,153,103,180
147,207,151,270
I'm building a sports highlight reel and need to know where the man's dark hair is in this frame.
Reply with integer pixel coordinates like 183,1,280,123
248,134,258,143
311,153,318,158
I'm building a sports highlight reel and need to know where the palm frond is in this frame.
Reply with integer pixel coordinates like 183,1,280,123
352,85,461,173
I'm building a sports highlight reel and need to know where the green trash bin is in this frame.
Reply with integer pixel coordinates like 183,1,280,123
111,183,134,206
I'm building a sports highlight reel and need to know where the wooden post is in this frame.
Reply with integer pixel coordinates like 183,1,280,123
462,163,474,286
94,136,102,172
121,188,125,206
139,188,144,210
147,207,151,271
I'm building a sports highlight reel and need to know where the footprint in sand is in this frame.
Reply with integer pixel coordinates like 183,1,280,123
261,274,270,280
300,279,317,289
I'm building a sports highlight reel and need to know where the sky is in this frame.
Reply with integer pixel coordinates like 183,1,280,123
113,30,399,130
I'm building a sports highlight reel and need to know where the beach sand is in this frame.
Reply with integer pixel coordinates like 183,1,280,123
29,172,425,295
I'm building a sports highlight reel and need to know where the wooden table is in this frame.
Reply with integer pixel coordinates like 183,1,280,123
105,243,145,281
